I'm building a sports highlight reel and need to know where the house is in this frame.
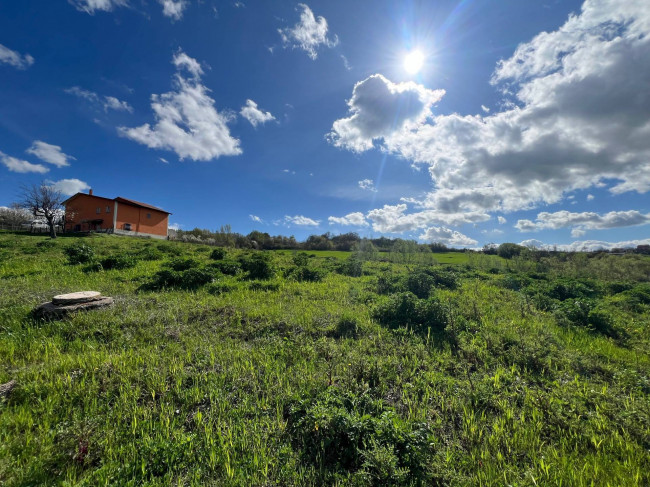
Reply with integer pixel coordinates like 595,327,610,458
63,189,171,239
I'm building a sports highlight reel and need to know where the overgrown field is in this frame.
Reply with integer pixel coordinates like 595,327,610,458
0,232,649,486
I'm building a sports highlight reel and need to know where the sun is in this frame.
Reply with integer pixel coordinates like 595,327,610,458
404,50,424,75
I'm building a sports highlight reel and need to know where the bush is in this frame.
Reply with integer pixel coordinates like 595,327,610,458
239,252,275,280
405,270,435,298
337,257,363,277
138,247,163,261
164,257,200,271
144,267,215,290
329,313,359,339
426,267,459,290
206,259,242,276
101,254,138,270
286,265,328,282
248,280,281,292
209,247,227,260
287,388,432,484
65,242,95,265
373,292,448,334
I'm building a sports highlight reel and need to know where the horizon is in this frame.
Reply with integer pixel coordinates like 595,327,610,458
1,0,649,251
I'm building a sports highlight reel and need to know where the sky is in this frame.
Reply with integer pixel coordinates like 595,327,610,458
1,0,649,250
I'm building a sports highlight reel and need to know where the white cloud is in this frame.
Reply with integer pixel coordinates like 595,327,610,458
65,87,132,113
358,179,377,192
481,104,490,113
119,50,241,161
249,214,263,223
103,96,133,113
69,0,128,14
285,215,320,226
328,212,368,227
278,4,338,59
240,99,275,127
587,194,595,201
159,157,169,164
46,178,90,196
366,203,489,233
418,226,478,247
329,74,444,152
515,210,650,233
0,44,34,69
571,228,586,238
0,152,48,174
26,141,75,168
159,0,187,20
520,238,650,252
169,222,182,230
172,51,203,78
497,216,507,224
329,1,650,216
341,55,352,70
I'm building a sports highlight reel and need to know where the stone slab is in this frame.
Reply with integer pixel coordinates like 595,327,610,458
34,297,114,319
52,291,103,305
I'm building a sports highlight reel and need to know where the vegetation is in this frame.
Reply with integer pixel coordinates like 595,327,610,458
0,231,649,486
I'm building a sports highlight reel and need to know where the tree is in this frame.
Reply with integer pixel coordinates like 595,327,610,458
17,183,64,238
0,204,31,230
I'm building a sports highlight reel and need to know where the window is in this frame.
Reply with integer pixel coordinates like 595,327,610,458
106,206,110,213
124,223,132,231
96,207,101,214
146,213,151,219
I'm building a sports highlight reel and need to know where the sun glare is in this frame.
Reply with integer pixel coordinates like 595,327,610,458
404,50,424,75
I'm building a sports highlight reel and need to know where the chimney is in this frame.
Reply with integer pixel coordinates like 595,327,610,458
89,189,93,196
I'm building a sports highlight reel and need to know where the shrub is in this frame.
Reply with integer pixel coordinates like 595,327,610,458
329,312,359,339
337,257,363,277
426,267,459,290
239,252,275,280
209,247,227,260
101,254,138,270
286,388,432,484
497,243,525,259
207,281,237,295
65,242,95,265
138,247,163,261
164,257,199,271
207,260,242,276
405,270,435,298
373,292,448,333
285,265,328,282
248,280,281,292
144,267,215,290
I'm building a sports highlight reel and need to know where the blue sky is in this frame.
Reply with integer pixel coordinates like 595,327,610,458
1,0,648,250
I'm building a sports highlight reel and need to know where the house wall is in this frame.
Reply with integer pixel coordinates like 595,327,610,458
64,194,115,232
115,203,168,237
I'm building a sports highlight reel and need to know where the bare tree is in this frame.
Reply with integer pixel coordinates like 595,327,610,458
17,183,64,238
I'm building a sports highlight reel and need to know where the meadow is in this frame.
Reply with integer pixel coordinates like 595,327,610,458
0,232,649,486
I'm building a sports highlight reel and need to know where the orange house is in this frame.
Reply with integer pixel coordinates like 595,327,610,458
63,189,171,239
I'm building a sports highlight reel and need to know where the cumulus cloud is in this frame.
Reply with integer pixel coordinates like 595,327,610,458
587,194,595,201
0,152,48,174
119,50,241,161
240,100,275,127
46,178,90,196
329,0,650,217
328,212,368,227
521,238,650,252
26,141,75,168
358,179,377,192
0,44,34,69
69,0,128,14
497,216,507,224
159,0,187,20
515,210,650,233
418,226,478,247
366,203,489,233
285,215,320,226
278,4,338,59
249,214,263,223
329,74,444,152
65,87,133,113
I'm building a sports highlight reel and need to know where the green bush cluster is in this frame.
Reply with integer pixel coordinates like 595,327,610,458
373,292,448,334
64,242,96,264
100,254,138,270
239,252,275,280
285,253,329,282
287,388,433,485
209,247,227,260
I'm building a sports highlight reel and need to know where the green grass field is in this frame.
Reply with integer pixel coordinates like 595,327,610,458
1,232,649,486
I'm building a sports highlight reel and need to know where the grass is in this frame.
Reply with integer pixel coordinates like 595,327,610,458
0,232,649,485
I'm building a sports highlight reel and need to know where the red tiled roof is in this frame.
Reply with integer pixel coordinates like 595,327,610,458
114,197,171,214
